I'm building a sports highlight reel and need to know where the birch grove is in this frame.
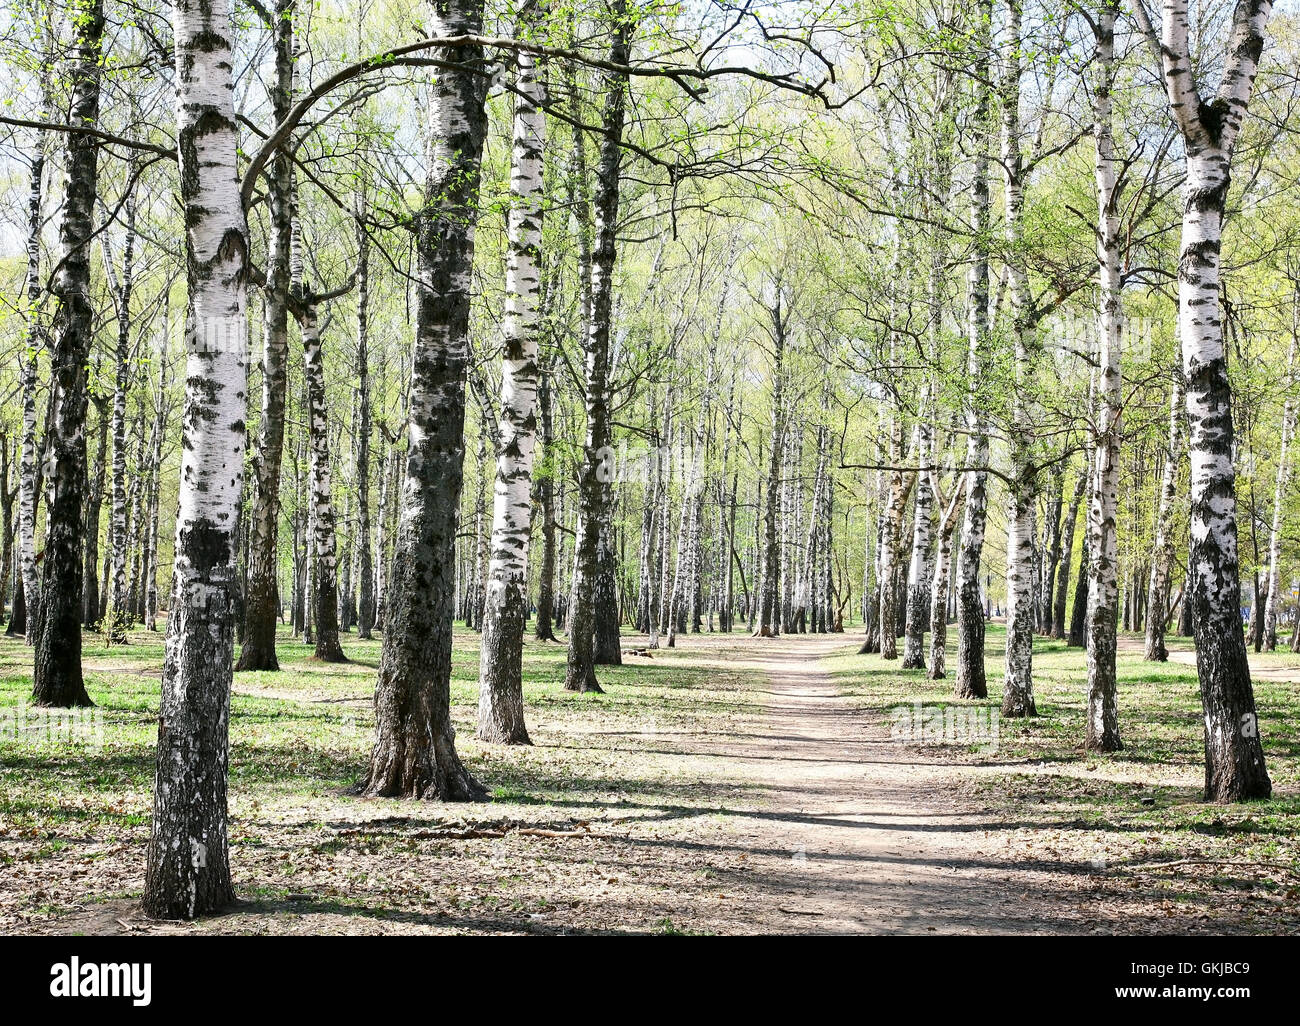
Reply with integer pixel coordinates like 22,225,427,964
0,0,1297,923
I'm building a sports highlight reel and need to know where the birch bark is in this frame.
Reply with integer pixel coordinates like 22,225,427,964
236,0,295,671
106,195,137,642
929,474,966,680
955,0,992,700
1084,0,1123,750
355,204,376,639
1131,0,1273,799
1001,0,1038,718
143,0,248,916
479,8,545,743
362,0,489,799
300,301,346,663
31,0,104,707
1262,328,1295,651
1145,343,1187,661
565,0,629,691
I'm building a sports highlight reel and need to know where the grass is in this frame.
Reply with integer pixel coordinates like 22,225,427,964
4,616,1299,934
0,621,765,934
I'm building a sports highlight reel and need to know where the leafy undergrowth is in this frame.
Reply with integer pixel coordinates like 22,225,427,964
828,623,1300,933
0,624,761,935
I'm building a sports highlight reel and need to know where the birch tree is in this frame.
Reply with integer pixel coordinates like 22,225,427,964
236,0,295,672
354,204,376,640
999,0,1038,718
1132,0,1273,799
954,0,993,701
565,0,630,693
1145,343,1186,661
755,286,788,639
299,294,348,663
361,0,490,799
12,2,55,643
928,471,966,680
143,0,249,916
104,193,138,642
1262,324,1295,651
479,1,546,744
1083,0,1123,752
31,0,104,708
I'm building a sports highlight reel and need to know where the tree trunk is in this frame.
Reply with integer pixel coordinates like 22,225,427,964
361,0,489,800
300,300,347,663
1145,345,1187,661
955,0,992,701
478,22,545,744
1000,0,1037,718
353,210,375,639
236,0,294,672
902,416,936,667
1053,470,1084,639
928,477,965,679
534,357,558,641
104,195,138,642
144,349,168,632
1040,469,1064,635
17,111,48,642
756,293,788,639
83,399,109,627
566,7,629,691
1262,324,1295,651
878,412,909,661
1139,0,1274,799
143,0,247,918
31,0,104,708
1178,146,1272,798
0,436,15,627
1084,2,1123,751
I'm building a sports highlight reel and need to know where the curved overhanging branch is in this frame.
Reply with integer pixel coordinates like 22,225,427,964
239,31,840,210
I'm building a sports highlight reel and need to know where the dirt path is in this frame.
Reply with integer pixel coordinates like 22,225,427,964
668,633,1093,934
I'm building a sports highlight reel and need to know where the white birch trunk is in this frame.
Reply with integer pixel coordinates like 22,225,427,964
144,0,247,917
17,119,46,640
1000,0,1037,717
1145,339,1187,661
1262,329,1295,651
1085,1,1123,751
301,303,346,662
478,14,545,743
954,0,992,699
929,474,966,680
1132,0,1273,799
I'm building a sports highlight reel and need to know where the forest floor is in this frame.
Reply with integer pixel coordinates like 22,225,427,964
0,620,1297,935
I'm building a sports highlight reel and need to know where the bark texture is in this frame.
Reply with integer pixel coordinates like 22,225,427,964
361,0,489,800
479,12,545,744
1145,347,1186,661
955,0,992,700
31,0,104,708
236,0,295,672
1084,1,1122,752
1138,0,1273,799
565,4,629,692
143,0,247,917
